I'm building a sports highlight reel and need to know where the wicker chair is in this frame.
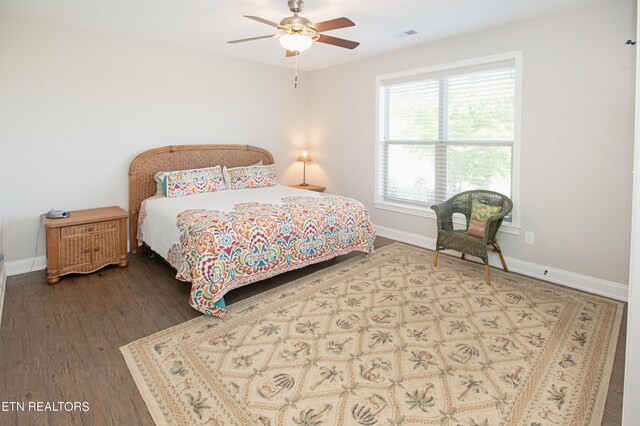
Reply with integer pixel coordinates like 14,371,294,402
431,190,513,284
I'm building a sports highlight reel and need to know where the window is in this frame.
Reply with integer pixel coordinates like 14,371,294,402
376,53,521,227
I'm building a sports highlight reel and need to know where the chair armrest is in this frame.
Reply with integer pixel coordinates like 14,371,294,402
431,202,454,231
484,209,511,241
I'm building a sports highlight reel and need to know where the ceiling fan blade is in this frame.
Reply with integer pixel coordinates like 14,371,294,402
316,34,360,49
285,50,299,57
313,17,355,33
227,34,278,44
244,15,281,28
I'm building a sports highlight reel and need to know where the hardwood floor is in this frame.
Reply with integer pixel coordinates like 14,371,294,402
0,237,626,425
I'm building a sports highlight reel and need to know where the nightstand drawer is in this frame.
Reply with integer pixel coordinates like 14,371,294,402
60,235,91,267
92,232,118,261
61,220,117,237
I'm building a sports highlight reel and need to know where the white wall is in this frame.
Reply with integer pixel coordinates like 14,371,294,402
623,3,640,422
306,0,636,286
0,115,4,318
0,0,636,289
0,17,308,263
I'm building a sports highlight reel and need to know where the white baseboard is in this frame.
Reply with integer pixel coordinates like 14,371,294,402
376,225,435,250
5,255,46,277
375,224,628,302
0,262,6,326
3,228,629,302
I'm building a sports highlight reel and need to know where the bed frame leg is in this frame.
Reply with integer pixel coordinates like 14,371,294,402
365,243,375,258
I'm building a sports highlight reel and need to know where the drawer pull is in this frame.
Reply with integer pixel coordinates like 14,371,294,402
93,247,100,252
83,249,90,254
61,221,116,236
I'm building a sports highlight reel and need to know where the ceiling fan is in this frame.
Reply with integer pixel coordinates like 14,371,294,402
227,0,360,56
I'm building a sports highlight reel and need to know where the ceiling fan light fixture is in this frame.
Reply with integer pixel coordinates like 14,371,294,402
228,2,359,55
279,34,313,52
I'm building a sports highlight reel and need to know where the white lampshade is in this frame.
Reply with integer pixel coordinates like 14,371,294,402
279,34,313,52
297,150,313,162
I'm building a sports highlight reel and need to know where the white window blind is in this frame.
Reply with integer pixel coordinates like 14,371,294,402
378,59,517,222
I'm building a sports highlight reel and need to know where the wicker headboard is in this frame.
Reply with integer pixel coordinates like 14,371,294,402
128,144,275,253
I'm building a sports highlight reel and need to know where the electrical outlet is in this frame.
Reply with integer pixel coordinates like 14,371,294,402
525,231,534,245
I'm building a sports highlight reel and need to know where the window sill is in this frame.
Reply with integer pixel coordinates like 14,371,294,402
373,200,521,235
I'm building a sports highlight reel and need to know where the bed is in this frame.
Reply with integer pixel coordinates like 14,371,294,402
129,144,376,317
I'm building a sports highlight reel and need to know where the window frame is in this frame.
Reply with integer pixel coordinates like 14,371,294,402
374,51,523,234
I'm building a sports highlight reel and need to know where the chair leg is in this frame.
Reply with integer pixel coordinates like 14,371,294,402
461,253,465,260
497,251,508,272
485,262,491,285
492,242,509,272
434,250,439,267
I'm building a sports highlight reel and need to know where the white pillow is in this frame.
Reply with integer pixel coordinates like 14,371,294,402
154,171,170,196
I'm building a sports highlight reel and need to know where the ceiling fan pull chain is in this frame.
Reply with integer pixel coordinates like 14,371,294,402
294,52,299,89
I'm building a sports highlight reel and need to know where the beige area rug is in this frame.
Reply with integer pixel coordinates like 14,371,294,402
121,243,623,425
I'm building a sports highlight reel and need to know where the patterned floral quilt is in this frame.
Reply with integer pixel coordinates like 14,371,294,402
165,195,375,317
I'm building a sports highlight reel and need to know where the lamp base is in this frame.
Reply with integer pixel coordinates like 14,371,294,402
299,183,309,186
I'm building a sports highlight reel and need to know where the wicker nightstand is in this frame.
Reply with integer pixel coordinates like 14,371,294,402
43,206,129,284
289,184,326,193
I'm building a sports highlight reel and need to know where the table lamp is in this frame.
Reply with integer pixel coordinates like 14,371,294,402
296,150,313,186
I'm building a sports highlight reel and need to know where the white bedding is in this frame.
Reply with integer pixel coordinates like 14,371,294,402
140,184,324,260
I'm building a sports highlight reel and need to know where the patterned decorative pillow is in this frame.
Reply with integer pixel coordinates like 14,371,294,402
163,166,226,198
466,200,502,238
222,161,263,190
467,218,486,238
155,162,262,196
224,164,277,190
